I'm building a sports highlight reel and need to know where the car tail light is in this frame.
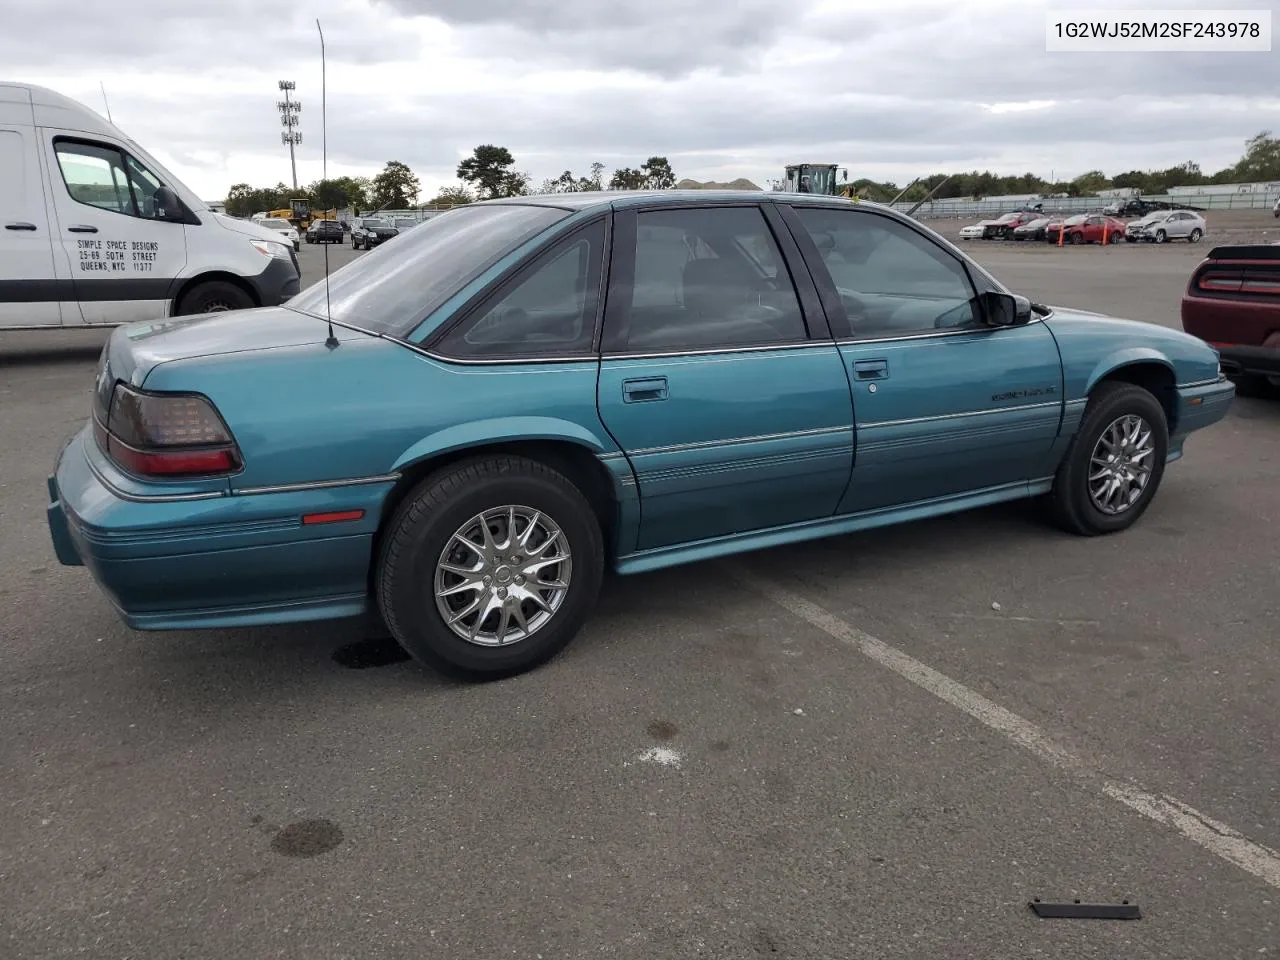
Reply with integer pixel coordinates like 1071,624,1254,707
93,382,242,479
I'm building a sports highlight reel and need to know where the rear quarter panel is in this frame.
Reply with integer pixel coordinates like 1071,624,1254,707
140,338,619,490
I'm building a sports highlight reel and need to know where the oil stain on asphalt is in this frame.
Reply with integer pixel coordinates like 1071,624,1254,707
331,637,412,669
270,819,345,858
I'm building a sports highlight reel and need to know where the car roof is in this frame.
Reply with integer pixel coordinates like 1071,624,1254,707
476,189,885,215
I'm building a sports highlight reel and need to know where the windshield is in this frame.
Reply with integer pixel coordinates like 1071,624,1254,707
361,218,390,229
287,203,569,336
261,220,291,231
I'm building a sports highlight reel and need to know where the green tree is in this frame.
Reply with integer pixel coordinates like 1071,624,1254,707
308,176,369,210
641,156,676,189
430,184,475,206
371,160,421,208
457,145,528,200
1070,170,1111,195
224,182,292,217
609,166,647,190
1233,131,1280,181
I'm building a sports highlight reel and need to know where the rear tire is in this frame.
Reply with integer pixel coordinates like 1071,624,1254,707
174,280,255,316
376,456,605,681
1047,382,1169,536
1188,228,1203,243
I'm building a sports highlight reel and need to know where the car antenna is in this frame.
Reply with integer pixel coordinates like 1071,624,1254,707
317,18,339,350
99,81,113,123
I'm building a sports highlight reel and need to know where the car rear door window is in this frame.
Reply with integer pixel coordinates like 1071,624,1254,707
434,218,605,359
792,206,979,339
610,206,808,353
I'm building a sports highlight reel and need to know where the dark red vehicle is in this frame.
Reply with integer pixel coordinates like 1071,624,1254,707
1064,214,1127,245
1181,244,1280,391
985,210,1042,239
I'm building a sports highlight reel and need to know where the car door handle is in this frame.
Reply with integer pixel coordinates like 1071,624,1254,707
4,222,37,231
622,377,669,403
853,358,889,380
67,225,98,233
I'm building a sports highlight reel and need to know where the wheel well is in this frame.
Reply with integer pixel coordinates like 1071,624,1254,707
1094,362,1177,430
170,272,260,314
366,439,621,598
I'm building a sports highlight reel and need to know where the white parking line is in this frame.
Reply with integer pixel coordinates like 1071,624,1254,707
728,564,1280,891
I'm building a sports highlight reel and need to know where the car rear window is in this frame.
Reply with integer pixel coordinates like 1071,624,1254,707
287,204,569,337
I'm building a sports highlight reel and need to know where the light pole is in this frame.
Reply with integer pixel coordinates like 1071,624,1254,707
277,80,302,192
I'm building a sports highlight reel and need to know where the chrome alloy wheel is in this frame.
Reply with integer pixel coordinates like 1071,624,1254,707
1088,414,1155,515
433,506,573,647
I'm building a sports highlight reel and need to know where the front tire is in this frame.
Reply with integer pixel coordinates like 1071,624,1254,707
1155,229,1167,244
174,280,254,316
1047,382,1169,536
376,456,605,681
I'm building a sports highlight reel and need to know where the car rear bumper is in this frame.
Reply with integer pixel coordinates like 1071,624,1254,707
48,427,395,630
1214,344,1280,378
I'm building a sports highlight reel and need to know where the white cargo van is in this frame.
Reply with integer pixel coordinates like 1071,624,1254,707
0,82,300,329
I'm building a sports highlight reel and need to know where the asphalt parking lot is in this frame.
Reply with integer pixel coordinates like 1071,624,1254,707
2,221,1278,959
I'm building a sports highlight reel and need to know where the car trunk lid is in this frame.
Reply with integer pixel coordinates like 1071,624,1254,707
99,306,371,389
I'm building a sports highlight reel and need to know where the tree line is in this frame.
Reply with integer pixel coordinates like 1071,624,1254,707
222,147,678,217
223,131,1280,216
845,131,1280,203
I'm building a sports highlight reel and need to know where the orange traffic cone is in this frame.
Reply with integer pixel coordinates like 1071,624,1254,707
1057,223,1065,247
1102,221,1109,245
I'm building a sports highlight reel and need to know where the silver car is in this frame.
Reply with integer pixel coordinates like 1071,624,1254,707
1133,209,1207,244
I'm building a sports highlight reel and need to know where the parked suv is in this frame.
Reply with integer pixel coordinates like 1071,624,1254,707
1132,210,1207,244
351,217,399,250
1182,243,1280,391
306,219,344,244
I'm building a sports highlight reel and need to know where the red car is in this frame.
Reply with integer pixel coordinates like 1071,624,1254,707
1181,244,1280,391
1052,214,1127,245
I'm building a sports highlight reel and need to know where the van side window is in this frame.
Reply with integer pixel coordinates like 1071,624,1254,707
53,141,167,220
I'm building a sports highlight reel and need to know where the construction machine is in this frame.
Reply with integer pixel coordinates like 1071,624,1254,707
782,163,853,197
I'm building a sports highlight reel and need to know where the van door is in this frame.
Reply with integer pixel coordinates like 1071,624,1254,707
41,133,187,325
0,126,62,327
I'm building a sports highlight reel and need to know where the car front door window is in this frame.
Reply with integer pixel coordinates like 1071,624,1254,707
792,206,979,338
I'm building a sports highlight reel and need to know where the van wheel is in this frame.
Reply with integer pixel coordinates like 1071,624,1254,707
175,281,254,316
1047,382,1168,536
376,456,605,681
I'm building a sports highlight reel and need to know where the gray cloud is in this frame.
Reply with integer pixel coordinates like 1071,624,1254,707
4,0,1274,198
377,0,790,77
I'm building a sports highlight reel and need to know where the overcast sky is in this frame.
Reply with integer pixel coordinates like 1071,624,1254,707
6,0,1278,201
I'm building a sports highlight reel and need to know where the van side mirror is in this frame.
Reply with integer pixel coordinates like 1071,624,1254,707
979,291,1032,327
153,186,188,223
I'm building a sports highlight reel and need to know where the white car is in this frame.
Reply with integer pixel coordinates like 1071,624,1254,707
254,217,301,251
1130,209,1206,244
958,221,995,240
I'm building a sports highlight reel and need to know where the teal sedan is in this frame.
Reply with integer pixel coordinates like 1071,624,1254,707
47,191,1235,679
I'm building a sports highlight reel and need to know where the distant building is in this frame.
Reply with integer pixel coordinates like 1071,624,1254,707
1168,181,1280,197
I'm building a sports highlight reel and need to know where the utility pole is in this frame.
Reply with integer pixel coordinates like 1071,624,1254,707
277,80,302,191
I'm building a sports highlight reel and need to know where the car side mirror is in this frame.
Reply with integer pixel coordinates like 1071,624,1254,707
980,291,1032,327
153,186,187,223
